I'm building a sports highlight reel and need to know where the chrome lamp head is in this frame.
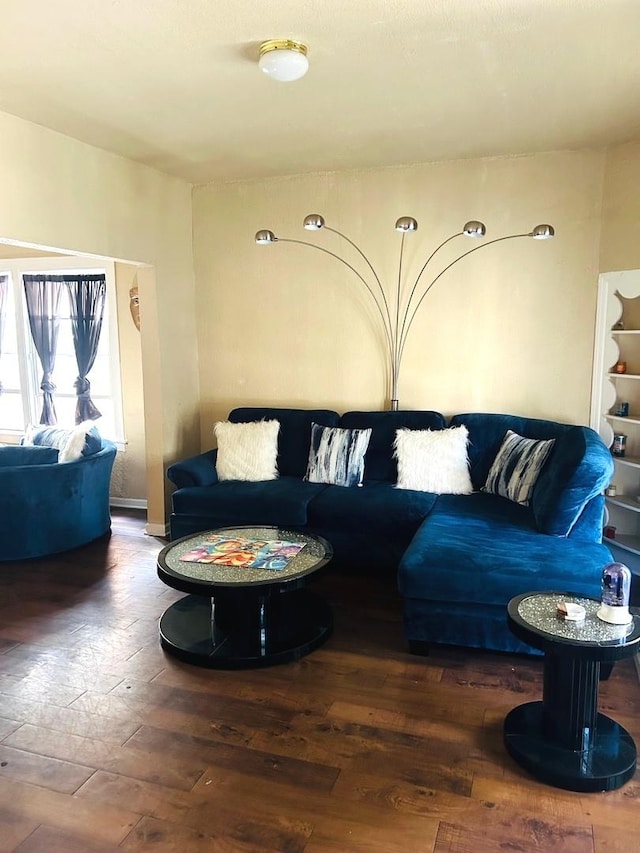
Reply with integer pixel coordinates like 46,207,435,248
303,214,325,230
531,224,555,240
255,229,278,244
395,217,418,233
463,220,486,237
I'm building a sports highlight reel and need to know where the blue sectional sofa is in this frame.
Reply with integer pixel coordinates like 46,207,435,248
0,439,117,560
167,407,614,655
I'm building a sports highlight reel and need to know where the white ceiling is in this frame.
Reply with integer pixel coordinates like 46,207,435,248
0,0,639,185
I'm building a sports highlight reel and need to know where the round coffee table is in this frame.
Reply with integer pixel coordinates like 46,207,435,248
157,525,333,669
504,591,640,792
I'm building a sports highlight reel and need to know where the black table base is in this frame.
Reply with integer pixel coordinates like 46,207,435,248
504,701,637,792
504,593,640,793
159,586,332,669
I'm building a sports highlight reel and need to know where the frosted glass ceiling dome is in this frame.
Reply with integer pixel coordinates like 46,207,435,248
258,40,309,82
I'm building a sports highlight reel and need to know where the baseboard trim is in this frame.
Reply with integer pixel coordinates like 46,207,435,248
110,497,147,510
109,500,167,537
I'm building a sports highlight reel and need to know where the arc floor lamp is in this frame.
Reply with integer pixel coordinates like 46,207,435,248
255,215,554,410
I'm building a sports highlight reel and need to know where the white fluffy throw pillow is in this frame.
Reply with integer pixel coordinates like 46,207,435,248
59,421,100,463
214,419,279,482
394,425,473,494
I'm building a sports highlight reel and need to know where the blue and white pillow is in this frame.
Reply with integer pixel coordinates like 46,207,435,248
483,429,555,505
24,421,102,463
305,423,372,487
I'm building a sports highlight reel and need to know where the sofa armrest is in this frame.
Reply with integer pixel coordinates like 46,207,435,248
167,450,219,488
533,427,614,538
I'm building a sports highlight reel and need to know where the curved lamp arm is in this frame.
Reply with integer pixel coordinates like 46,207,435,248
396,232,531,368
258,235,394,354
322,225,394,340
396,230,463,386
393,232,406,396
256,219,553,411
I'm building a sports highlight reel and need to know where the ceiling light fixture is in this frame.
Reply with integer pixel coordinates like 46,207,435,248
258,39,309,82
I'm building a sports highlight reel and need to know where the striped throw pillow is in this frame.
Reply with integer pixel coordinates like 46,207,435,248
483,429,555,505
305,424,372,487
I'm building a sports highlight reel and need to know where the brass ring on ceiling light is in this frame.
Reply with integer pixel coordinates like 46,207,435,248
259,39,308,58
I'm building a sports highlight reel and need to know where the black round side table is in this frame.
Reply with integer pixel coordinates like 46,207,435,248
504,591,640,792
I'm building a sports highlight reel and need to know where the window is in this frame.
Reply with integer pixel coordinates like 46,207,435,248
0,257,124,445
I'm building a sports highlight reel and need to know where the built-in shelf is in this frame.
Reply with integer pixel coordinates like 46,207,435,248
605,414,640,425
592,272,640,571
606,495,640,513
604,532,640,557
615,455,640,469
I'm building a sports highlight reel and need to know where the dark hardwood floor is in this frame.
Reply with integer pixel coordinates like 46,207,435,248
0,509,639,852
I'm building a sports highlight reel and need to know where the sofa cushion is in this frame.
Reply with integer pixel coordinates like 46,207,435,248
394,425,473,494
171,476,328,528
305,423,372,487
399,493,610,607
229,408,339,478
483,429,555,506
0,445,59,467
214,419,279,481
307,480,438,537
339,410,446,482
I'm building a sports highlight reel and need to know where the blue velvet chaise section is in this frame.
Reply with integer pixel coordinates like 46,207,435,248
398,413,614,654
0,440,117,561
398,493,613,655
167,407,614,656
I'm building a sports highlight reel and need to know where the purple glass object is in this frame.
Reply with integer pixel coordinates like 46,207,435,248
601,562,631,608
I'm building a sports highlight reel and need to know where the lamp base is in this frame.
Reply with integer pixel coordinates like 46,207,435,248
597,603,633,625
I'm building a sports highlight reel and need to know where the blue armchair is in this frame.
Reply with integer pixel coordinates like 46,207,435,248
0,440,117,560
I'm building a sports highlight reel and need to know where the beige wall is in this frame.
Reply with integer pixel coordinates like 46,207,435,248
600,139,640,274
193,149,606,433
0,110,200,531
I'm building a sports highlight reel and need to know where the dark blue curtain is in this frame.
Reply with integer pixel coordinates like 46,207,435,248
23,275,63,424
0,274,7,394
65,275,106,422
